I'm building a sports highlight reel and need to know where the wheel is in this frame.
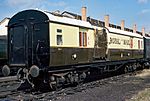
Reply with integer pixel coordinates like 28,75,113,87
26,73,35,88
49,77,63,91
49,81,57,90
124,66,128,73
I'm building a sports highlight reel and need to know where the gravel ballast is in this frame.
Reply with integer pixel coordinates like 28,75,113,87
54,69,150,101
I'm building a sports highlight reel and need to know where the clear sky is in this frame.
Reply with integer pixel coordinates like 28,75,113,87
0,0,150,32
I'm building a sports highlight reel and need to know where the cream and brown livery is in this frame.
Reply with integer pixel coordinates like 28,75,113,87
106,27,143,60
1,8,149,90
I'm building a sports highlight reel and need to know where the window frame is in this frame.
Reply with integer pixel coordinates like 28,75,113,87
57,34,63,45
79,32,87,47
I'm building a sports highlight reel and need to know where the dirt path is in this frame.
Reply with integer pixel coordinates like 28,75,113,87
126,70,150,101
54,69,150,101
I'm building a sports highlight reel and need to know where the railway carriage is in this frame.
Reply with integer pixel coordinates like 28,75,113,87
1,9,148,89
144,36,150,67
0,35,7,73
0,18,9,76
106,27,144,61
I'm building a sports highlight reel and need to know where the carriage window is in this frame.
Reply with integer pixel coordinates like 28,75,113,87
57,29,62,33
138,40,140,49
79,32,87,47
141,41,143,48
57,35,63,45
130,39,133,48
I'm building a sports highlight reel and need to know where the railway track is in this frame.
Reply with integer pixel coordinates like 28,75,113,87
0,76,21,92
0,76,22,99
0,70,144,101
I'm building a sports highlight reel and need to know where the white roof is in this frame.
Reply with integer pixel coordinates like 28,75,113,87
0,18,9,36
144,36,150,39
43,11,92,28
107,27,143,38
40,10,143,38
